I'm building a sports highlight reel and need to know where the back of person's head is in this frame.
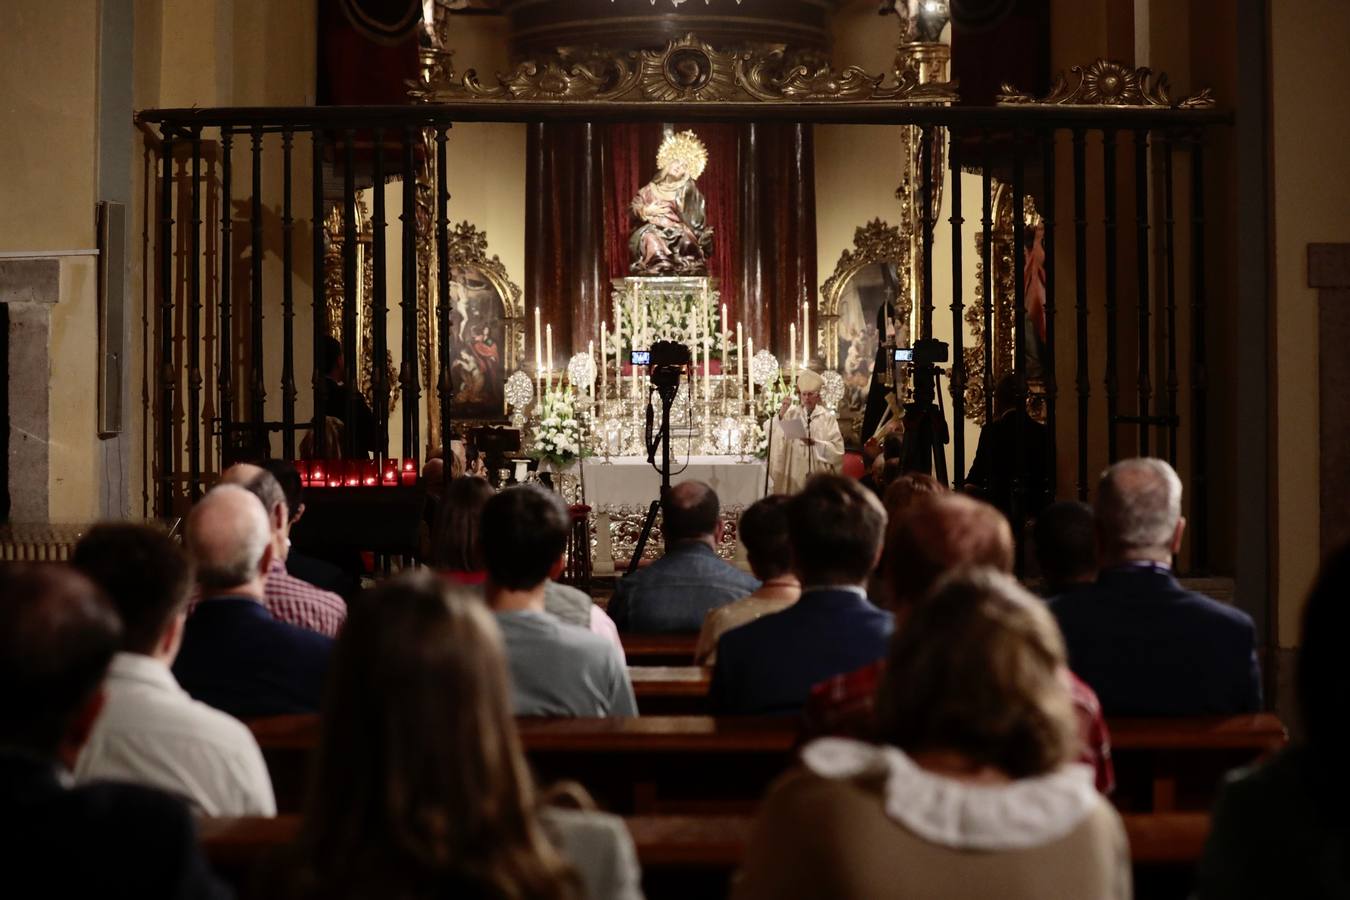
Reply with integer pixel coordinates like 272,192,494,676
0,565,121,759
787,474,886,586
738,495,793,582
72,524,193,656
1298,542,1350,761
481,485,569,591
224,465,287,526
881,433,904,461
877,567,1077,778
186,483,273,592
994,374,1028,418
664,480,720,544
887,493,1013,612
882,472,944,523
296,571,576,899
1095,457,1183,559
433,476,495,572
322,335,343,375
260,459,305,524
1034,501,1098,590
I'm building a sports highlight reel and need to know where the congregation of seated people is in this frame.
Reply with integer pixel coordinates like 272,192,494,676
4,447,1334,899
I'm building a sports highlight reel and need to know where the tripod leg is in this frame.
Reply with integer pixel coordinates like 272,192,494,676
628,498,662,575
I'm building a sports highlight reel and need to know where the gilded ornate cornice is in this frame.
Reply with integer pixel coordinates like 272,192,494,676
997,59,1215,109
413,32,957,105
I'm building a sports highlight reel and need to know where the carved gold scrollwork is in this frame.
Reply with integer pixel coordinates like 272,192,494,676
323,199,400,413
415,33,958,106
997,59,1215,109
963,182,1044,427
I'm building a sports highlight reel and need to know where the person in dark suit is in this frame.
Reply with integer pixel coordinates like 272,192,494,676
1197,542,1350,899
1033,500,1099,597
963,374,1051,522
0,565,229,898
174,483,334,720
711,474,893,715
1051,458,1262,717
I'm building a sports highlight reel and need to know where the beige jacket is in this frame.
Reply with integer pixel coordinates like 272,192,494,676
733,739,1131,900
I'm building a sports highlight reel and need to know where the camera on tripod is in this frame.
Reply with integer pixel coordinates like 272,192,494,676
642,340,691,390
893,337,949,366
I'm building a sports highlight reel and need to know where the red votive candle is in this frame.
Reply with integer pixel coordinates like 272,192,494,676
382,458,399,485
401,458,418,487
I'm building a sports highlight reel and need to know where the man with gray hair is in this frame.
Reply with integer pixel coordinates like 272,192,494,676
1051,458,1261,716
220,463,346,637
173,484,334,719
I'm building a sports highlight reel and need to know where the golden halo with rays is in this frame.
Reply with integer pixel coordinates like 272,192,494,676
655,130,708,180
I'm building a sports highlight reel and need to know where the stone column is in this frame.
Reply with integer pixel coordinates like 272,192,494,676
0,258,58,522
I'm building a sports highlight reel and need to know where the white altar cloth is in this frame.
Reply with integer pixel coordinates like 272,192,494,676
580,455,766,509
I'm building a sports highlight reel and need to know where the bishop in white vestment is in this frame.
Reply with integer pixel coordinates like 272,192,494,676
767,369,845,494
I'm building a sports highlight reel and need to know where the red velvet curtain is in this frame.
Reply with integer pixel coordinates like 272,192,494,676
526,121,816,361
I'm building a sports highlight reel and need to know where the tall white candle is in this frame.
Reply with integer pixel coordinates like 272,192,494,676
534,306,543,395
747,336,755,409
600,323,608,401
545,324,553,395
703,337,712,404
802,301,810,366
630,283,639,401
588,339,595,398
736,323,744,409
790,323,797,381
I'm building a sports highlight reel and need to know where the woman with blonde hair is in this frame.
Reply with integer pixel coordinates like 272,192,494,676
736,568,1129,900
271,572,640,900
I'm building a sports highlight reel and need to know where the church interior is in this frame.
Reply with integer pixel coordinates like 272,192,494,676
3,0,1350,897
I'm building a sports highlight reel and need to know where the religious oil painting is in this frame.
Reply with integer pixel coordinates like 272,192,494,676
447,264,506,419
836,261,903,424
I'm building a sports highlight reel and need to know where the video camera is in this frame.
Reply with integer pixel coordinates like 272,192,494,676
893,337,949,366
639,340,691,390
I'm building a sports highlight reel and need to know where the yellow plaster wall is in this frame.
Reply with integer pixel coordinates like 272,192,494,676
1270,0,1350,644
0,1,103,521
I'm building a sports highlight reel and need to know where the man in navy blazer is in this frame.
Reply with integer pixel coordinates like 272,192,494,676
174,483,333,720
711,474,892,715
1051,458,1262,717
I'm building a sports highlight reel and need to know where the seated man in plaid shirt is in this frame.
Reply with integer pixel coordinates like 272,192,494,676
220,464,347,638
805,492,1115,795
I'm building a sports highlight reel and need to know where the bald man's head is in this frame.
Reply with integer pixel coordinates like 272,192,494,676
886,493,1014,611
664,481,720,544
187,484,273,592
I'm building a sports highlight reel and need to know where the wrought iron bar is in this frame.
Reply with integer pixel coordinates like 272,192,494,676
435,125,453,483
400,127,420,461
1135,128,1152,456
1162,134,1180,468
981,135,994,426
1103,128,1120,463
1041,128,1059,499
250,126,266,445
1011,131,1027,527
281,128,297,460
341,130,359,459
158,132,176,516
1072,128,1090,500
371,130,390,457
189,131,203,501
947,131,965,485
310,129,328,458
1190,136,1209,572
219,127,234,469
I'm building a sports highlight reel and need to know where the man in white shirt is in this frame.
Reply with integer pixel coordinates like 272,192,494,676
71,523,276,817
767,368,845,494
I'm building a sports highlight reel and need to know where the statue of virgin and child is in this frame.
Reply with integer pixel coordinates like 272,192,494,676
629,130,715,276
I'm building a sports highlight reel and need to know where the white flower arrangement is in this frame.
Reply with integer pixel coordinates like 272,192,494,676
617,292,724,359
528,388,593,469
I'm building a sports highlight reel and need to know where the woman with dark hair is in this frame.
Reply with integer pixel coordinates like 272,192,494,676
736,568,1128,900
1198,543,1350,898
271,572,641,900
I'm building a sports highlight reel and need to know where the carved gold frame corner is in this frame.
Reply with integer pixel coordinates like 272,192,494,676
997,59,1215,109
963,181,1044,427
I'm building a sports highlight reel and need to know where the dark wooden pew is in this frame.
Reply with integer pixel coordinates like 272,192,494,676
621,633,699,666
630,665,712,715
1106,714,1288,812
200,811,1211,900
249,714,800,815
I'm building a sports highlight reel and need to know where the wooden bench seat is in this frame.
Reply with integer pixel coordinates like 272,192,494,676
200,811,1211,900
629,665,711,714
1106,714,1288,811
621,633,700,666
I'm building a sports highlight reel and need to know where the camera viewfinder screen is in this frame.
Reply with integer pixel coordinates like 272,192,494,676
894,347,914,362
630,350,651,366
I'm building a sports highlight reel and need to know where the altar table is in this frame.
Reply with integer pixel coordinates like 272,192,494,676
579,455,765,571
580,455,766,509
